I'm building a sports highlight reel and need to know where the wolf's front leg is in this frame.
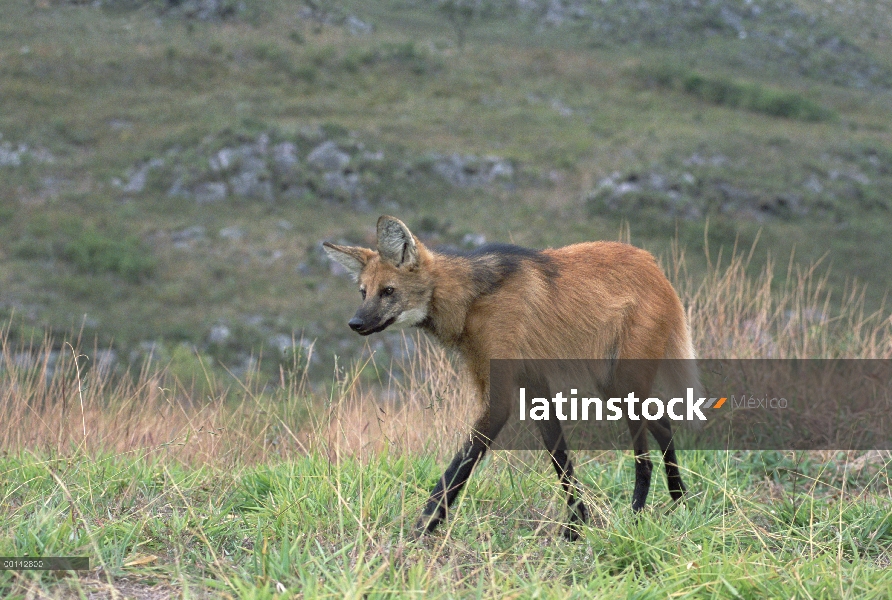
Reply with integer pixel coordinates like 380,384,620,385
412,410,506,538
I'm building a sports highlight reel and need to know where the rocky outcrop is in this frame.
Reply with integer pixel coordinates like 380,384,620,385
429,153,515,187
113,130,518,208
0,134,55,167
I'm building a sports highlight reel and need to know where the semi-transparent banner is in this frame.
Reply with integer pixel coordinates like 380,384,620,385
489,359,892,450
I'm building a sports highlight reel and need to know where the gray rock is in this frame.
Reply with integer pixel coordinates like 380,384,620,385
205,139,276,200
308,141,350,171
167,176,190,198
39,176,66,200
273,142,299,169
596,172,620,190
803,175,824,194
29,146,55,164
0,142,23,167
122,169,149,194
254,133,269,154
488,158,514,180
108,119,132,131
613,181,641,196
431,153,514,187
0,139,53,166
209,325,232,345
462,233,487,248
240,153,268,173
195,182,228,204
715,183,751,201
242,314,265,327
346,15,374,35
550,98,573,116
229,171,261,196
210,147,238,172
0,133,50,167
171,226,206,245
167,0,246,21
590,169,704,219
231,169,272,200
323,171,361,196
648,172,669,192
846,169,871,185
684,153,728,167
719,6,746,37
219,226,246,240
121,158,164,194
268,334,294,354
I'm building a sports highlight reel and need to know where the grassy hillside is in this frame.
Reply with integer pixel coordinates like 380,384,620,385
0,0,891,379
3,5,892,596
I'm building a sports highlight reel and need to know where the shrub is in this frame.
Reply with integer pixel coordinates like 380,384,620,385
638,64,837,122
62,228,156,282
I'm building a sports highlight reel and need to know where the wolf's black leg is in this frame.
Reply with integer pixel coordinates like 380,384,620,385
628,418,653,512
413,409,507,538
648,415,686,501
536,416,589,540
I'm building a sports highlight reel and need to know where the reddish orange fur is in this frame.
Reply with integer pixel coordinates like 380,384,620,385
427,242,692,393
324,216,696,537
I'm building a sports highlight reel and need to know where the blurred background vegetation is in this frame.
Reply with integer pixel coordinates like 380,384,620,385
1,0,891,384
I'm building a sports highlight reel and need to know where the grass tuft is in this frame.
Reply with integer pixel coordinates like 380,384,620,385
637,63,838,122
62,227,157,282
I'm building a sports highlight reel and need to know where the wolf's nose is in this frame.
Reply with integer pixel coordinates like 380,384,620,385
348,317,364,331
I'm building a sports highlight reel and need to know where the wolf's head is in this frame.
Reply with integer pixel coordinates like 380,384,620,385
323,216,434,336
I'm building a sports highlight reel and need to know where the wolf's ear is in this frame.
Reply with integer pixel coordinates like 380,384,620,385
322,242,372,280
376,216,418,268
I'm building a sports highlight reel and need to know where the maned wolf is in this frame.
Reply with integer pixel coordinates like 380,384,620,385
323,216,697,540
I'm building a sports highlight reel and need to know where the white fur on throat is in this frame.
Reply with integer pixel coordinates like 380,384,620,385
394,306,428,327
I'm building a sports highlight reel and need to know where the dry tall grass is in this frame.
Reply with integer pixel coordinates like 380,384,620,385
2,244,890,466
671,237,892,359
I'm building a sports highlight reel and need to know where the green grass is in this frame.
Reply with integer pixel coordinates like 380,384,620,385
2,448,891,598
636,63,838,122
61,227,156,282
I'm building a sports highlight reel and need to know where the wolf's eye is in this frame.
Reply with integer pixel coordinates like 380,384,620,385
360,288,366,300
381,286,395,297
